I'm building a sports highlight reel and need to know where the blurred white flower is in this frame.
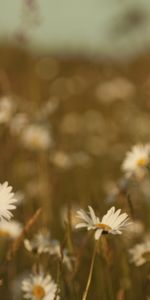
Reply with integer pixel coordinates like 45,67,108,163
21,124,52,151
10,113,28,135
22,272,59,300
14,191,25,206
50,151,90,169
24,230,59,256
61,204,81,230
40,97,59,117
24,231,74,271
50,151,72,169
129,240,150,266
76,206,130,240
96,77,135,104
122,144,150,178
0,220,22,239
0,96,16,124
0,182,17,221
124,220,144,240
24,230,52,254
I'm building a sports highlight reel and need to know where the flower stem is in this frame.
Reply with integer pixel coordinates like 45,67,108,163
126,193,134,218
82,242,98,300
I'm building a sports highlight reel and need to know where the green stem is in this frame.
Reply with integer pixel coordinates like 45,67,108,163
82,242,98,300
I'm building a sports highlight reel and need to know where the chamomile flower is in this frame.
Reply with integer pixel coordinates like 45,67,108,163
129,240,150,266
0,220,22,239
22,272,59,300
76,206,130,240
0,182,17,221
122,144,150,178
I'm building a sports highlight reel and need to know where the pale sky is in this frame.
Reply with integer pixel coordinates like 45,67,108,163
1,0,150,59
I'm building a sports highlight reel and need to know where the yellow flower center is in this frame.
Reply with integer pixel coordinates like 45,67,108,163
31,136,41,147
0,230,10,238
96,223,112,231
137,158,147,167
32,285,45,299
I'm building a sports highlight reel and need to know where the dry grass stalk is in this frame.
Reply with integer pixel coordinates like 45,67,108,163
6,208,42,261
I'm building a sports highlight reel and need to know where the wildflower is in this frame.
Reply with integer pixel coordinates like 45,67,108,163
122,144,150,178
24,231,74,271
129,240,150,266
0,182,17,221
21,124,52,151
22,272,59,300
24,230,60,256
76,206,130,240
24,231,52,254
0,220,22,239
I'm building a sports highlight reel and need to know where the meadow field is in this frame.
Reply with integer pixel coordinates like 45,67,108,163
0,46,150,299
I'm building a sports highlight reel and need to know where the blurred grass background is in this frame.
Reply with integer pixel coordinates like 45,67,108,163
0,45,150,299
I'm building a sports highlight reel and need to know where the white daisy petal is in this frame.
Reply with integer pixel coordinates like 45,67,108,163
95,229,102,240
0,182,17,221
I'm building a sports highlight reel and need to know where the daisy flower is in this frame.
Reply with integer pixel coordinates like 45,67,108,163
24,230,52,254
129,240,150,266
0,182,17,221
24,231,63,257
22,272,59,300
122,144,150,178
0,220,22,239
24,231,75,271
76,206,130,240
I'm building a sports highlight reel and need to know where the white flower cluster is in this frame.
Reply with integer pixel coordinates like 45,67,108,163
24,230,74,271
